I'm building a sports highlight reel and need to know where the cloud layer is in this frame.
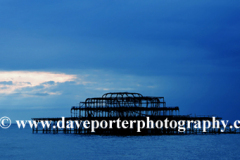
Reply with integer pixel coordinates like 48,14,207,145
0,1,240,122
0,71,76,95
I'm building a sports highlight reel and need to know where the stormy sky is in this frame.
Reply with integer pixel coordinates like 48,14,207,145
0,0,240,122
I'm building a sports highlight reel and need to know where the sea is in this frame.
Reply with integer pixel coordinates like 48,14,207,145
1,124,240,160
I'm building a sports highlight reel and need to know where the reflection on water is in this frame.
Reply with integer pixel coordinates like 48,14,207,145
0,124,239,160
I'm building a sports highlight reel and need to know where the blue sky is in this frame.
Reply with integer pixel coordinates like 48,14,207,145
0,0,240,122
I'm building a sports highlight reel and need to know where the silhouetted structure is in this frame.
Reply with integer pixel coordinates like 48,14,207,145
32,92,239,135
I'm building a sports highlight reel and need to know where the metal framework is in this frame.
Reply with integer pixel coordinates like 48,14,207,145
32,92,240,135
71,92,179,118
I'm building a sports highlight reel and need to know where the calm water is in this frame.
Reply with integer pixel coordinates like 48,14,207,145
0,124,240,160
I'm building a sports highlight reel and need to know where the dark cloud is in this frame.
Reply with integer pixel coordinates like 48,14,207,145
42,81,55,85
0,0,240,121
0,81,13,85
0,1,239,74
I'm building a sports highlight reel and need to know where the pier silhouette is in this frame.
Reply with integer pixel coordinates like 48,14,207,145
32,92,239,135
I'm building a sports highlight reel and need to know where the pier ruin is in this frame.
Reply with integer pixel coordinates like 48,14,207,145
32,92,240,135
